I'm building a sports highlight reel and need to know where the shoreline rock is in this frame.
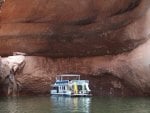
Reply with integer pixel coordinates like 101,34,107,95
0,55,25,96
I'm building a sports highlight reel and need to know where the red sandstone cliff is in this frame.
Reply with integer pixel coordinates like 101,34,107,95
0,0,150,96
0,0,149,57
14,40,150,96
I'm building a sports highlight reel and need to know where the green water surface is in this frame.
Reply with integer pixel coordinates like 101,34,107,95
0,96,150,113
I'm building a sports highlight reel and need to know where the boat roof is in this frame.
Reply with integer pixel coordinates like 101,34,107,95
56,74,80,80
56,74,80,77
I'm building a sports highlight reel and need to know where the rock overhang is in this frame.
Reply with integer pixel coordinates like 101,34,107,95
0,0,149,57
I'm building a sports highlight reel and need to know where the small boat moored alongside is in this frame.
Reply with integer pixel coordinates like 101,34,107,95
50,74,92,97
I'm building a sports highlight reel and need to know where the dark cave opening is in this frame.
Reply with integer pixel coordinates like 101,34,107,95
81,73,140,97
0,83,7,96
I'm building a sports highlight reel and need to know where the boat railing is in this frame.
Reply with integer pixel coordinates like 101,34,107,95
56,74,80,81
71,80,89,84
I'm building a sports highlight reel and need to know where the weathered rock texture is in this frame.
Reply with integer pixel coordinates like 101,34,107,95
0,0,150,96
0,58,15,96
0,0,149,57
0,56,25,96
15,39,150,96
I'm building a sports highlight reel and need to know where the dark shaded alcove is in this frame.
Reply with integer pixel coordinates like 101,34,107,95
82,73,141,97
0,83,7,96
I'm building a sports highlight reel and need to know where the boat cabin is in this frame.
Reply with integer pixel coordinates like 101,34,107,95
51,74,91,97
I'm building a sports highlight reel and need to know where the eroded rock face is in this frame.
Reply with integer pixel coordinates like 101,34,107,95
0,56,25,96
0,0,149,57
0,0,150,96
0,0,5,9
15,39,150,96
0,58,13,96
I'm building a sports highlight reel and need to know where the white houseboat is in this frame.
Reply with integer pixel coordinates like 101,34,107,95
50,74,92,97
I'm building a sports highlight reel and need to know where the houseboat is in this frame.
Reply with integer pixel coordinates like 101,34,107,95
50,74,92,97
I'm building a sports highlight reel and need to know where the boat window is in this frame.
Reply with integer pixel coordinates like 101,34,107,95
84,85,86,90
52,87,58,90
64,86,67,90
68,86,72,90
63,86,65,90
59,86,61,90
78,85,82,90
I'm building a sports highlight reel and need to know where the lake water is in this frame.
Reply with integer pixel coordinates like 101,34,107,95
0,96,150,113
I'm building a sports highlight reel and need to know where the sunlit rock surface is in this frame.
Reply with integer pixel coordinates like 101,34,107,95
0,0,150,96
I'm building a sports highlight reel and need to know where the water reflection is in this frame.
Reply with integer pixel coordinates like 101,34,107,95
0,97,18,113
90,97,150,113
7,98,18,113
50,96,91,113
0,97,150,113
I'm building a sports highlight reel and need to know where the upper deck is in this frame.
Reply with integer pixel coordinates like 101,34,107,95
53,74,89,86
56,74,80,81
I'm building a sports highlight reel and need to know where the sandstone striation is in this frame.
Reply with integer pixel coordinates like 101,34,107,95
0,0,149,57
0,0,150,96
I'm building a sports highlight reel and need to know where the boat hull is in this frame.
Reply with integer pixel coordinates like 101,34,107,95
51,93,92,97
